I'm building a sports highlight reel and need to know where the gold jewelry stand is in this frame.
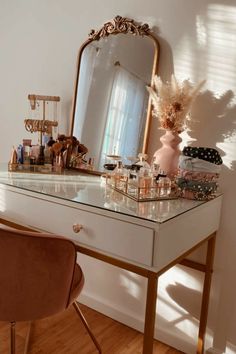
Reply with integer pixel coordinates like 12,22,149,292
8,94,62,173
25,94,60,145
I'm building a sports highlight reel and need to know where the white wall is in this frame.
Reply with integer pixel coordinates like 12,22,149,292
1,1,236,353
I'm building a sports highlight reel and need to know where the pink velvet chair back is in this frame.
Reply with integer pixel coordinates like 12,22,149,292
0,225,78,322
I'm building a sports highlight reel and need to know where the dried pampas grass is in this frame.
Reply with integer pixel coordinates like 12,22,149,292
147,75,205,133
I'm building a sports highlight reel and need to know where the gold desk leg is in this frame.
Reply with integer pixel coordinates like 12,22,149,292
197,233,216,354
10,321,16,354
143,272,158,354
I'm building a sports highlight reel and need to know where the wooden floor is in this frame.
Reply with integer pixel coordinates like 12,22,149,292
0,304,183,354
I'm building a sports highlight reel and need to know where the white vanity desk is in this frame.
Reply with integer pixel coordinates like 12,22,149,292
0,166,222,354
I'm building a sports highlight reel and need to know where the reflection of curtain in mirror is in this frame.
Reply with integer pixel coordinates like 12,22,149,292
100,66,147,167
73,45,97,140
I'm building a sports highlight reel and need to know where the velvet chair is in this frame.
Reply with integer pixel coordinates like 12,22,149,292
0,225,101,354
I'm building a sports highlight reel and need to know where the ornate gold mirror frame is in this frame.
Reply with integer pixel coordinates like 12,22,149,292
69,15,160,173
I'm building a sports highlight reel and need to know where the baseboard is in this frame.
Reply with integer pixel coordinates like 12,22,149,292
206,341,236,354
206,347,224,354
79,291,197,353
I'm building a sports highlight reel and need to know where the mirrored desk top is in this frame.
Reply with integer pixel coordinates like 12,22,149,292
0,164,213,224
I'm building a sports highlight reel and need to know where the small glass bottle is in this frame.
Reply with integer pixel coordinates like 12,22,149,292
44,144,52,165
127,165,138,196
138,166,152,198
150,156,160,178
157,175,172,197
87,157,94,171
110,161,124,190
23,146,31,165
17,144,23,164
10,146,17,164
36,145,45,165
136,153,150,169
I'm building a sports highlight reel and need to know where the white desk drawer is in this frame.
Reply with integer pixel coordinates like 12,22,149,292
1,189,154,266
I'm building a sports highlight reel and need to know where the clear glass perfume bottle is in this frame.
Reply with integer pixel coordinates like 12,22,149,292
127,165,138,196
111,161,127,191
157,175,172,197
150,156,160,178
138,166,152,198
136,153,150,169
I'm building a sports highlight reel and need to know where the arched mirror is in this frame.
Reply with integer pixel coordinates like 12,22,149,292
69,16,159,173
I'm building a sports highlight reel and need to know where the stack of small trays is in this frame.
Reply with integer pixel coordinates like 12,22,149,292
177,146,222,201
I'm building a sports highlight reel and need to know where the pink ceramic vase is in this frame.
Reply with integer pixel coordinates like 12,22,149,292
153,130,182,178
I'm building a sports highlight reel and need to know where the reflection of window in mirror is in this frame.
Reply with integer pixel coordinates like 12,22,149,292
99,65,148,169
73,44,98,139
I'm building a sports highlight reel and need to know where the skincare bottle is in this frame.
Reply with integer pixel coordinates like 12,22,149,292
23,146,31,165
8,146,18,171
42,134,50,146
87,157,94,171
17,145,23,164
37,146,45,165
10,146,17,164
44,144,52,165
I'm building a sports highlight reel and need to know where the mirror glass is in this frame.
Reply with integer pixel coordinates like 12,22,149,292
71,28,158,172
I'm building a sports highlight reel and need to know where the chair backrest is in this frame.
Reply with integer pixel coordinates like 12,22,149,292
0,225,77,322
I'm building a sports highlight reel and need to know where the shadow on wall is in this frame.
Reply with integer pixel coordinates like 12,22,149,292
164,2,236,350
167,89,236,353
148,5,236,348
166,281,203,327
190,90,236,169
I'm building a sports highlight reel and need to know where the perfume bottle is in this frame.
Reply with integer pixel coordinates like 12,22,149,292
150,156,160,178
129,153,149,183
110,161,123,189
116,161,129,191
136,153,150,169
128,153,151,198
127,165,138,196
138,167,152,198
157,174,172,197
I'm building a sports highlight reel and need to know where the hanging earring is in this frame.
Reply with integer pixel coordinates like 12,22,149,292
53,101,58,136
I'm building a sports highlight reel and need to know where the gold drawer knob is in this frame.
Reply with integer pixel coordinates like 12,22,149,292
73,224,83,233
